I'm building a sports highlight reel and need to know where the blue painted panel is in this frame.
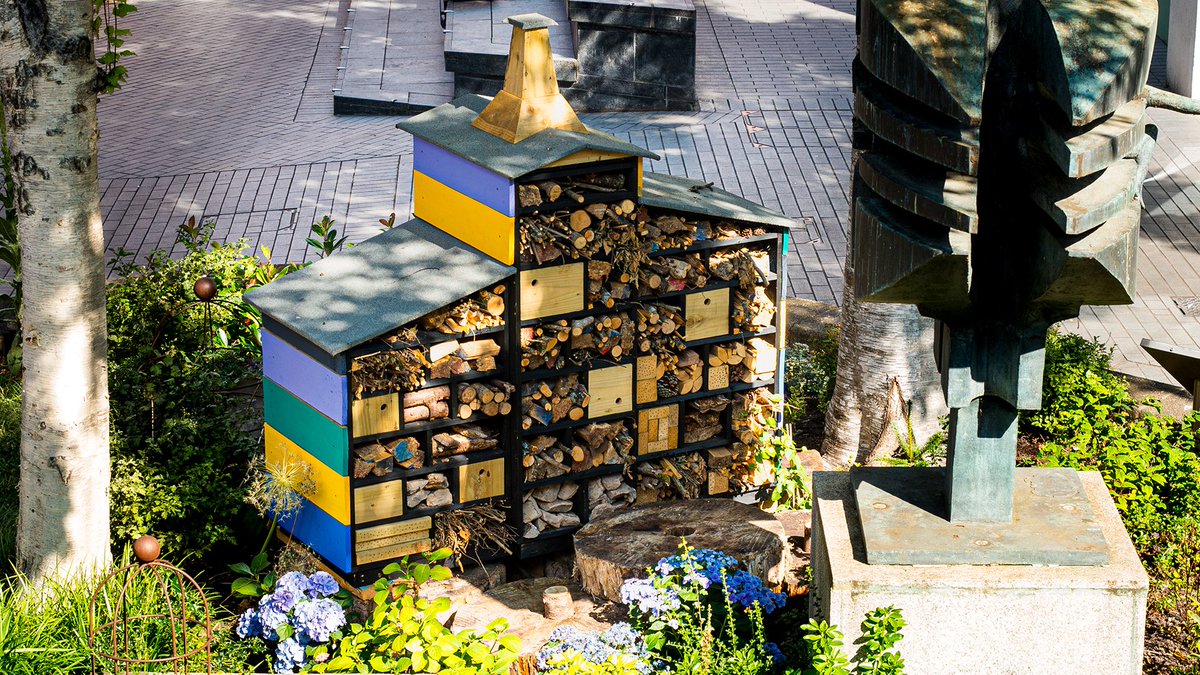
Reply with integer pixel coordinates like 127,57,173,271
276,496,352,573
414,137,515,216
262,330,348,425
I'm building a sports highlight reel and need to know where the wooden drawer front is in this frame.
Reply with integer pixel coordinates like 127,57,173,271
354,480,405,523
685,288,730,341
458,458,506,503
638,404,679,454
351,393,400,439
520,263,584,320
354,516,432,566
588,365,633,417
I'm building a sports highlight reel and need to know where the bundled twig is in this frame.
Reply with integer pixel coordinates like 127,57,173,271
351,347,429,398
636,453,705,502
433,503,515,569
709,248,767,290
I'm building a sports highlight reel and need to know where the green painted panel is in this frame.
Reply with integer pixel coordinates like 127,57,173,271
264,377,349,476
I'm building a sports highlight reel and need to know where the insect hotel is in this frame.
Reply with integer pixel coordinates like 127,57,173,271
246,13,796,585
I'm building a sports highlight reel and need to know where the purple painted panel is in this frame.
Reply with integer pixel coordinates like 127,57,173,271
414,137,515,216
262,330,348,424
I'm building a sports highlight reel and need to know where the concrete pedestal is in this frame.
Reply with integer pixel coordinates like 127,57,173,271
809,471,1148,675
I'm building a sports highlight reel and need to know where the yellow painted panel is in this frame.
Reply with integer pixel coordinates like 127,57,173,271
543,149,633,168
265,424,350,525
637,158,643,195
413,171,515,265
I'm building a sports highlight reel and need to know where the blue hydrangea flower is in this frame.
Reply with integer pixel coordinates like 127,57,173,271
655,549,738,589
619,578,681,618
536,624,654,673
292,598,345,643
764,641,785,665
235,609,261,640
261,587,299,614
273,636,306,673
305,571,339,599
257,603,289,642
722,570,785,614
274,572,308,599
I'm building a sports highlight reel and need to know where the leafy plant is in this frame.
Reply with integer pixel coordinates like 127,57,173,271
92,0,138,93
229,551,277,602
782,328,838,425
877,415,945,468
307,548,521,673
305,216,348,259
794,608,905,675
1147,517,1200,659
754,419,812,512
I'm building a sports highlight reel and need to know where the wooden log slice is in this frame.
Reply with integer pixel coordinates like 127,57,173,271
573,498,789,602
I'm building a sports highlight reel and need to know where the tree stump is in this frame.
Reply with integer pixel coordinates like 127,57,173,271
574,499,790,602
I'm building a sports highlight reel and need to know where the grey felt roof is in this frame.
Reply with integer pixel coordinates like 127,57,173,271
397,95,659,178
641,172,799,230
245,218,515,356
1141,339,1200,392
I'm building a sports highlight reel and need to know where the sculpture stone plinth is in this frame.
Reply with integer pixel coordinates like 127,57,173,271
809,470,1148,675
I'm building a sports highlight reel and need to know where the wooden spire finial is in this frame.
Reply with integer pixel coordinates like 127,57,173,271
472,14,588,143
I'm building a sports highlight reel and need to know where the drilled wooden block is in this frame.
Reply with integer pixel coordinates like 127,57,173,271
351,393,400,438
637,379,658,404
356,538,433,565
458,458,506,503
520,263,585,320
708,365,730,390
637,355,658,380
589,364,633,417
685,288,730,341
638,404,679,454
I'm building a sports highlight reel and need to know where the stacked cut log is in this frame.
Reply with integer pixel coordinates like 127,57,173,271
522,421,634,481
646,213,699,251
420,286,505,335
684,396,730,444
456,381,516,419
731,338,778,384
641,254,708,296
587,260,635,309
732,287,776,333
588,475,636,514
521,321,570,370
668,349,704,397
517,172,626,211
519,211,591,264
407,472,453,510
351,347,429,399
705,446,736,495
353,436,422,478
569,312,635,361
523,483,582,539
711,220,770,240
730,387,779,489
521,374,589,429
634,303,686,361
402,386,450,423
709,248,769,290
431,425,499,458
429,338,501,380
635,454,705,503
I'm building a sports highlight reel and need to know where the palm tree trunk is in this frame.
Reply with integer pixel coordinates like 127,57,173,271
4,0,111,581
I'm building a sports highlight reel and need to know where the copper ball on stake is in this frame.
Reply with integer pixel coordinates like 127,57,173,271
133,535,161,563
193,276,218,302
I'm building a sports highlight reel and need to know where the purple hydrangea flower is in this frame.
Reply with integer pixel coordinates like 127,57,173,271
305,571,339,599
261,587,299,614
274,572,308,598
257,603,289,642
273,636,306,673
764,641,785,665
293,598,345,643
619,578,681,619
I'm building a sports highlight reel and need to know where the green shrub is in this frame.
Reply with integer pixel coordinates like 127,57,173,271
308,548,521,673
783,327,838,425
1021,331,1200,547
105,222,279,560
1147,517,1200,662
793,607,905,675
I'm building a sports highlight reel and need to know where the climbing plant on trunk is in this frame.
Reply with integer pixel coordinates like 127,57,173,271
1,0,111,581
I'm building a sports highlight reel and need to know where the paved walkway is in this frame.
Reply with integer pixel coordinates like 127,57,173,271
97,0,1199,390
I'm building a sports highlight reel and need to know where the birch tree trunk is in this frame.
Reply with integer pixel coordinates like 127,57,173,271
820,207,947,468
1,0,110,580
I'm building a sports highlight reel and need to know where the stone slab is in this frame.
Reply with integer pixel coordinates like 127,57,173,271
853,467,1109,565
810,470,1148,675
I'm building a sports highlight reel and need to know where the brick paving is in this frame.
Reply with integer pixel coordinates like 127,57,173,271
98,0,1198,389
